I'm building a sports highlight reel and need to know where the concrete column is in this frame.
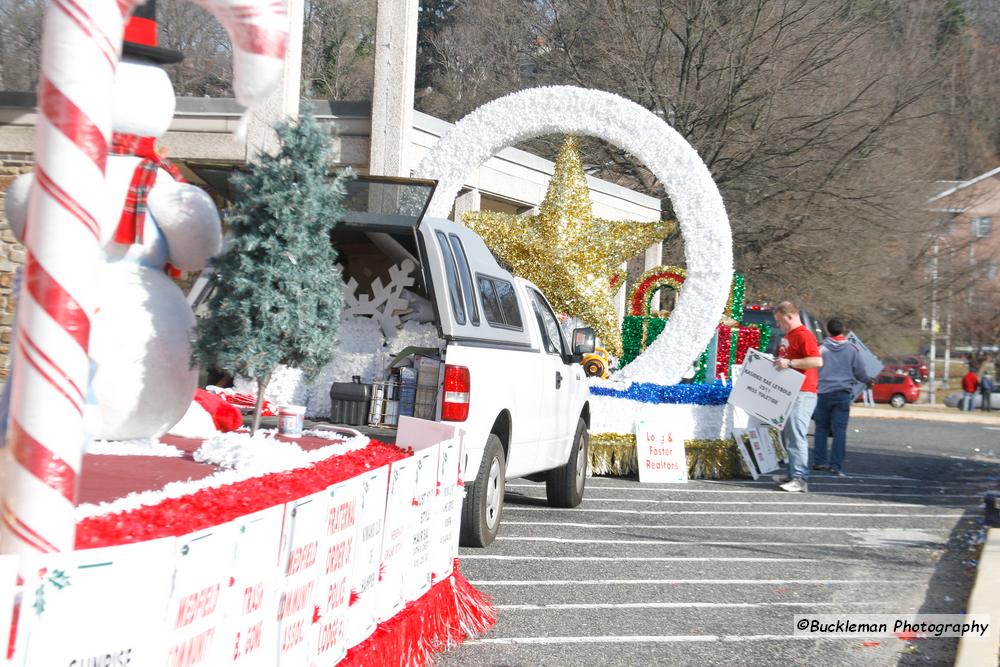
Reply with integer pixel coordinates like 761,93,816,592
452,189,481,222
244,0,305,160
643,240,663,311
370,0,419,177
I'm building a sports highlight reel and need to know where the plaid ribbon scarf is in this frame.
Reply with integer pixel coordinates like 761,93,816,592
110,133,185,245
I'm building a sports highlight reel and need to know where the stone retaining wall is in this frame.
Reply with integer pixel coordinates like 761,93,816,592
0,159,31,380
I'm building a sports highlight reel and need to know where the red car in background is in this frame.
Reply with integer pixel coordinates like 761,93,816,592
858,373,922,408
882,355,929,382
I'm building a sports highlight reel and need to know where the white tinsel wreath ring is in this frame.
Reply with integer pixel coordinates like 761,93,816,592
414,85,733,386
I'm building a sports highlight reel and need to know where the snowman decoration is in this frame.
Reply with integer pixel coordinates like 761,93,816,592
5,1,221,440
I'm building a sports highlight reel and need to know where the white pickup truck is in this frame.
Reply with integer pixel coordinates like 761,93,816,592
333,176,595,546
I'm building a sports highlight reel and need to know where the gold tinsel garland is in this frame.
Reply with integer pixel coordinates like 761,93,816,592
589,433,747,479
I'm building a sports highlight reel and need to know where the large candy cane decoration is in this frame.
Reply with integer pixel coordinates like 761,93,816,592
0,0,287,557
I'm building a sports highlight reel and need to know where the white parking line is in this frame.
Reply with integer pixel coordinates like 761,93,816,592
503,506,968,518
511,497,977,509
506,484,981,498
461,555,819,562
502,521,953,533
494,601,885,611
697,479,971,487
466,634,850,646
472,578,911,586
495,535,945,547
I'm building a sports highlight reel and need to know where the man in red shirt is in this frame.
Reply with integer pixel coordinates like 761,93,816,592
771,301,823,492
961,367,979,411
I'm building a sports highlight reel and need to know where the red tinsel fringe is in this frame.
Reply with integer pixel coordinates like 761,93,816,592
75,441,409,549
340,559,496,667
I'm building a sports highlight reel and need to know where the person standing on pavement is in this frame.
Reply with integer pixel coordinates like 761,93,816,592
961,366,979,412
980,373,994,412
812,318,874,477
771,301,823,493
861,382,875,406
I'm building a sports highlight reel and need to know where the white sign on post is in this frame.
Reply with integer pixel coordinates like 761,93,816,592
746,427,779,473
222,505,285,666
635,421,687,483
166,523,237,666
730,428,759,480
728,348,804,428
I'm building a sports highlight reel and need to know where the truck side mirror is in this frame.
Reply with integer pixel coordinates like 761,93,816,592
571,327,596,356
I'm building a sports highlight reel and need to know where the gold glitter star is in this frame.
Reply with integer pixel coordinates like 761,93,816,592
462,134,675,356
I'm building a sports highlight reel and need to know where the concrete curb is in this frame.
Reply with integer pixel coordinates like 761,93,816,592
954,527,1000,667
851,406,1000,425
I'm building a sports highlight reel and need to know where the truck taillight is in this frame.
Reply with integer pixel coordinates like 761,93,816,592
441,364,470,422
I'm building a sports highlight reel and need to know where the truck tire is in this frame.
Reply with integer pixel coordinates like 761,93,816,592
546,418,588,508
460,434,505,547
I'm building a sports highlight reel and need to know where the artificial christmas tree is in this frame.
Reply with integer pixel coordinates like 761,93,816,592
195,114,351,432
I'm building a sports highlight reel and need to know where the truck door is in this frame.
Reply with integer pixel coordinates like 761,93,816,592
526,287,572,468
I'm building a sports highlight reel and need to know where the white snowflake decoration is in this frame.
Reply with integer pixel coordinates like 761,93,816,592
341,258,417,339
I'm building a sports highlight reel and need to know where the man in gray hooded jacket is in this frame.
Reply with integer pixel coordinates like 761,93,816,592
812,318,874,476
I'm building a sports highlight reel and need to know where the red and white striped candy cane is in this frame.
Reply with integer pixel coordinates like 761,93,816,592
0,0,286,557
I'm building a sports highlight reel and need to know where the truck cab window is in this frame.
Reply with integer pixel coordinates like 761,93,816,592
435,231,466,325
493,279,523,329
477,277,504,325
529,289,564,356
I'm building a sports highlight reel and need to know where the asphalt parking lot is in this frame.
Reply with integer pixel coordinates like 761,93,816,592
440,418,998,667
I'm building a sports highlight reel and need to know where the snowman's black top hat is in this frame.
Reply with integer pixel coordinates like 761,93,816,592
123,0,184,64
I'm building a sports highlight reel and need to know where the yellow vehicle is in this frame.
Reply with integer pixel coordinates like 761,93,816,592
581,346,611,379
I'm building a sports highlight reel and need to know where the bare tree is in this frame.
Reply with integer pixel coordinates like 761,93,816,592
418,0,958,348
301,0,376,100
159,0,233,97
0,0,45,92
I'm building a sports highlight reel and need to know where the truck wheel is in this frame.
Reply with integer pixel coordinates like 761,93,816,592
546,418,588,508
460,434,505,547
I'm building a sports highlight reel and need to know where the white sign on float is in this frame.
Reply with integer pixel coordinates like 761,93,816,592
635,421,687,483
18,537,175,666
431,430,465,584
374,456,417,622
0,555,17,664
396,416,452,601
728,348,804,428
345,465,390,649
310,476,361,667
222,505,285,666
276,490,327,665
166,523,237,666
403,442,440,602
